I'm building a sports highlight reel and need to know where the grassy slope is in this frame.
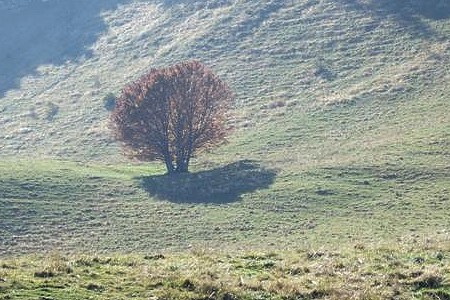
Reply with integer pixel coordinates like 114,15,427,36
0,0,449,159
0,0,449,298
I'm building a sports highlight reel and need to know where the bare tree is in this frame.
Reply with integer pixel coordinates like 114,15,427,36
110,60,234,174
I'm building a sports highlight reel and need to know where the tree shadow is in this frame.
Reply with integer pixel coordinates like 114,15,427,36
0,0,128,98
137,160,277,204
338,0,450,37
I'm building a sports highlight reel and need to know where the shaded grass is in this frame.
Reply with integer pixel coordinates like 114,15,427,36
138,160,277,204
0,159,161,255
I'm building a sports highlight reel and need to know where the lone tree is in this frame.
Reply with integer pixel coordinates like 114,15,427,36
110,60,234,174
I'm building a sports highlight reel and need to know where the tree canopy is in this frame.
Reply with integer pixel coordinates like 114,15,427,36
110,60,234,174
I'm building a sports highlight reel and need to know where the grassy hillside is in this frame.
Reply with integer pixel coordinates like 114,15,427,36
0,0,449,298
0,0,449,160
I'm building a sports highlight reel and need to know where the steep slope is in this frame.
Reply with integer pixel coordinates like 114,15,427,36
0,0,449,162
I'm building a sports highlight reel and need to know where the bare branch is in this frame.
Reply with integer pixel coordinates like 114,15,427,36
110,61,234,174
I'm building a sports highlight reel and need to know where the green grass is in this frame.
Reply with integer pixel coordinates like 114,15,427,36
1,120,449,254
1,77,449,256
1,0,449,161
1,244,449,299
1,0,449,298
1,85,449,297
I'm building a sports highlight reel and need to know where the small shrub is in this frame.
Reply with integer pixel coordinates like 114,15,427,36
103,92,116,111
86,283,104,292
222,292,237,300
354,243,366,250
413,274,444,290
144,254,165,260
45,101,59,121
306,251,325,260
262,100,286,109
1,264,16,270
34,270,55,278
181,279,195,291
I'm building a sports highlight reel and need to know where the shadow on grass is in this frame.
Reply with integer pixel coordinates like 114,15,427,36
0,0,128,97
339,0,450,38
137,160,277,204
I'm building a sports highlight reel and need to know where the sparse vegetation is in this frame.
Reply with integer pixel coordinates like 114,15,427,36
1,245,449,299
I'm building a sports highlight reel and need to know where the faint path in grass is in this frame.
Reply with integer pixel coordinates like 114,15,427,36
137,160,277,204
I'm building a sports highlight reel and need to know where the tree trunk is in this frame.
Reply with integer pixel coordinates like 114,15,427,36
175,159,189,173
164,157,175,174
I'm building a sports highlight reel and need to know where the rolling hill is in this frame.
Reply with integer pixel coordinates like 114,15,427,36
0,0,449,160
0,0,449,298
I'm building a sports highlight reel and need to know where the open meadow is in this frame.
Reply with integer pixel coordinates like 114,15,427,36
1,0,449,298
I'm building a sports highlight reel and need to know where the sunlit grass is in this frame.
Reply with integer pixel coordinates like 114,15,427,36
1,241,449,299
0,0,449,299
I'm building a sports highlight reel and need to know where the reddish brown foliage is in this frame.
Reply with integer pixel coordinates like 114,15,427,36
110,61,234,174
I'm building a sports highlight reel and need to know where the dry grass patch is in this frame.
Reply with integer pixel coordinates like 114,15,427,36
1,240,449,299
